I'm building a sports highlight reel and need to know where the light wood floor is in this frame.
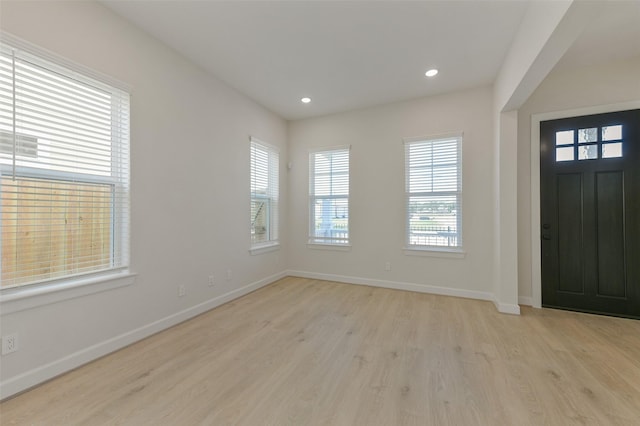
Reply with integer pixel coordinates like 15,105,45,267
2,277,640,425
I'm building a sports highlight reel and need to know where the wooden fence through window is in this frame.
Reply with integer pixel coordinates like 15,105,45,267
1,177,112,287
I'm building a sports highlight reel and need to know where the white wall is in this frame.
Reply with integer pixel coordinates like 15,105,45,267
517,55,640,302
489,0,600,315
493,0,573,112
5,0,636,401
0,1,288,397
287,87,496,299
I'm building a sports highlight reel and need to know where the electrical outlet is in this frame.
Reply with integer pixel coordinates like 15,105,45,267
178,285,186,297
385,262,391,271
2,333,19,355
226,269,232,281
208,275,215,286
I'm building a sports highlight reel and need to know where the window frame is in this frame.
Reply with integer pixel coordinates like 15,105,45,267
249,136,279,253
308,146,351,248
403,133,464,255
0,32,134,304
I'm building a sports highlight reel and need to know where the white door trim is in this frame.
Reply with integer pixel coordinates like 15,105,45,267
530,100,640,308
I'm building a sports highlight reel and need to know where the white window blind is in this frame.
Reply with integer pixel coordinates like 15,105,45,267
309,147,350,245
250,137,279,248
0,39,130,289
405,134,462,249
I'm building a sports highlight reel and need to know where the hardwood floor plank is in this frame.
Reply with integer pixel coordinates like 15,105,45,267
2,277,640,425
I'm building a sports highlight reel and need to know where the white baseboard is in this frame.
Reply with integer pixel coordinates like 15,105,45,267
0,271,286,400
518,296,533,307
493,300,521,315
286,270,494,302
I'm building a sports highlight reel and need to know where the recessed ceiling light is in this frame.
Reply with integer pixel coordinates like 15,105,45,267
301,97,311,104
425,69,438,77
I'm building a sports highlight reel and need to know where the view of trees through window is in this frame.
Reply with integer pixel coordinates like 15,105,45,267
405,136,462,248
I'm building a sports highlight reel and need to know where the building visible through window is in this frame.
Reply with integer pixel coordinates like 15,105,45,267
0,40,130,288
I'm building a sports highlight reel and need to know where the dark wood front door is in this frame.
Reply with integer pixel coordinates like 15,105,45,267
540,109,640,318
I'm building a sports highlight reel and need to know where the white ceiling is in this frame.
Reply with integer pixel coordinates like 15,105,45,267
553,1,640,73
102,1,640,121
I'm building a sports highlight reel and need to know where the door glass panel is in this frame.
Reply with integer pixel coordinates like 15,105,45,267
556,146,574,162
578,128,598,143
578,144,598,160
556,130,574,145
602,142,623,158
603,125,622,141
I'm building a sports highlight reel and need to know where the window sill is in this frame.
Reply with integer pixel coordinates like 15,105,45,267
0,270,136,315
249,242,280,255
307,243,352,252
403,247,466,259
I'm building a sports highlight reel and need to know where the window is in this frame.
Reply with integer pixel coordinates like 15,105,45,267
309,147,350,245
250,137,279,249
405,134,462,250
0,39,130,289
555,125,624,162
